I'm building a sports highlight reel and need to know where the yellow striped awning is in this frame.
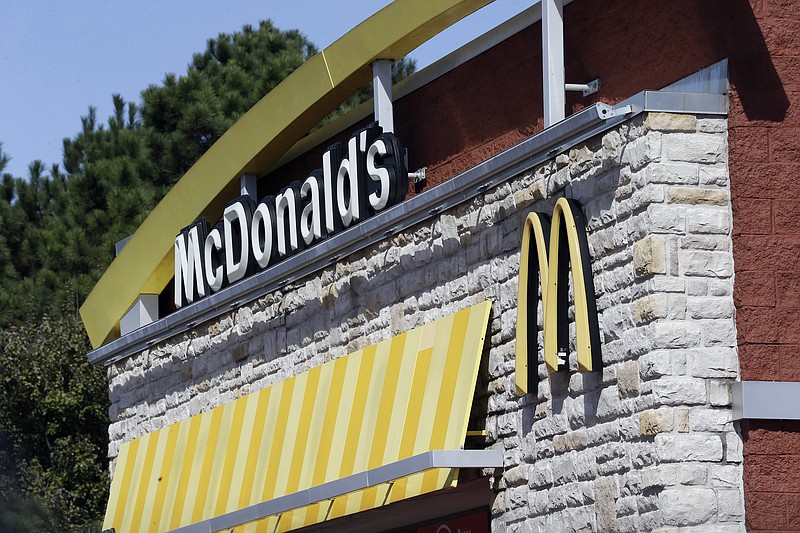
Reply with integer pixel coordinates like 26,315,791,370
103,301,493,533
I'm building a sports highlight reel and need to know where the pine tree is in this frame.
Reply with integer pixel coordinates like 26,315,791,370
0,19,415,531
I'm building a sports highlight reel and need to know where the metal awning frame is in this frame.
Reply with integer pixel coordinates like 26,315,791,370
168,449,503,533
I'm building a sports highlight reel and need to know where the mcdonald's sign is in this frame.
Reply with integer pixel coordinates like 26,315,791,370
515,197,602,395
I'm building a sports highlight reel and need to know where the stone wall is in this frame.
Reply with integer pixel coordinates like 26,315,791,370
495,114,742,532
107,112,742,531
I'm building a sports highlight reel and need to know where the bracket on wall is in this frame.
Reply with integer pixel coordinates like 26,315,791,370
409,167,427,184
543,0,601,125
566,78,601,97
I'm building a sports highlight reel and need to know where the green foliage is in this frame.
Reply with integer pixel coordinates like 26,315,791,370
0,490,59,532
141,21,318,183
0,313,108,531
0,18,415,531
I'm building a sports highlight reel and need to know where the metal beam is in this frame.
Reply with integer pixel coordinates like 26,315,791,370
168,449,503,533
542,0,565,127
239,173,258,198
373,60,394,133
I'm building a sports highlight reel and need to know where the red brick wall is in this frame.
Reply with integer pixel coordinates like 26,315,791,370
726,1,800,530
742,420,800,530
264,1,800,528
576,3,800,529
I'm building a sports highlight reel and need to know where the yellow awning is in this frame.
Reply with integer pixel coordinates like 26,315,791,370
103,301,493,533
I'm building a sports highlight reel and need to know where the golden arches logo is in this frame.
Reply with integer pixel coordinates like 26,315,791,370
515,197,602,394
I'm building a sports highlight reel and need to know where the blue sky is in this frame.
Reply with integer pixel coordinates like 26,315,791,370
0,1,529,178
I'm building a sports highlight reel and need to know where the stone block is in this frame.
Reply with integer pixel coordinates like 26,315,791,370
638,351,672,378
553,454,578,486
498,413,518,437
703,319,737,347
529,463,553,489
594,477,617,532
648,204,686,234
656,434,723,462
640,408,674,436
689,348,738,378
642,465,677,489
553,431,589,453
659,488,717,526
663,133,726,164
575,451,598,481
645,112,698,132
685,207,731,234
632,295,669,325
602,129,623,162
677,464,707,485
681,250,733,277
647,162,700,185
597,387,625,420
717,489,744,522
616,361,640,397
687,298,733,320
652,377,707,405
666,187,728,205
699,165,729,186
725,432,743,463
709,465,741,489
633,236,666,277
492,491,506,517
650,276,685,293
697,118,727,133
689,408,732,432
680,235,730,252
505,464,527,487
709,380,732,407
621,132,662,170
676,408,689,432
651,322,701,349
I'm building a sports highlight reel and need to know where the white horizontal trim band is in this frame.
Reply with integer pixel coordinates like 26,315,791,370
732,381,800,421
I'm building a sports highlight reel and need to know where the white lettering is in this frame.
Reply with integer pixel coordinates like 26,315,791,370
275,187,300,256
173,126,408,309
367,139,391,211
204,226,224,292
174,224,206,308
337,135,361,227
251,201,275,268
300,173,324,245
322,147,339,234
224,202,250,284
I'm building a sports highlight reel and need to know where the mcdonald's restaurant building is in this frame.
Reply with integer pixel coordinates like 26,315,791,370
81,1,800,531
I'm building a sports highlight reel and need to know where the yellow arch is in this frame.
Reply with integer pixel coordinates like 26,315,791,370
543,197,598,373
515,212,550,395
80,0,494,348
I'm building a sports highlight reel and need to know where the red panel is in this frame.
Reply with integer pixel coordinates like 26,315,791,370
417,511,489,533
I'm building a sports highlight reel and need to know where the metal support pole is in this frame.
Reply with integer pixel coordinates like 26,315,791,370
542,0,565,128
372,59,394,133
240,173,258,198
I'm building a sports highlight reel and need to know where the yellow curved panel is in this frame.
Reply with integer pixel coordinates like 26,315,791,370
80,0,494,348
